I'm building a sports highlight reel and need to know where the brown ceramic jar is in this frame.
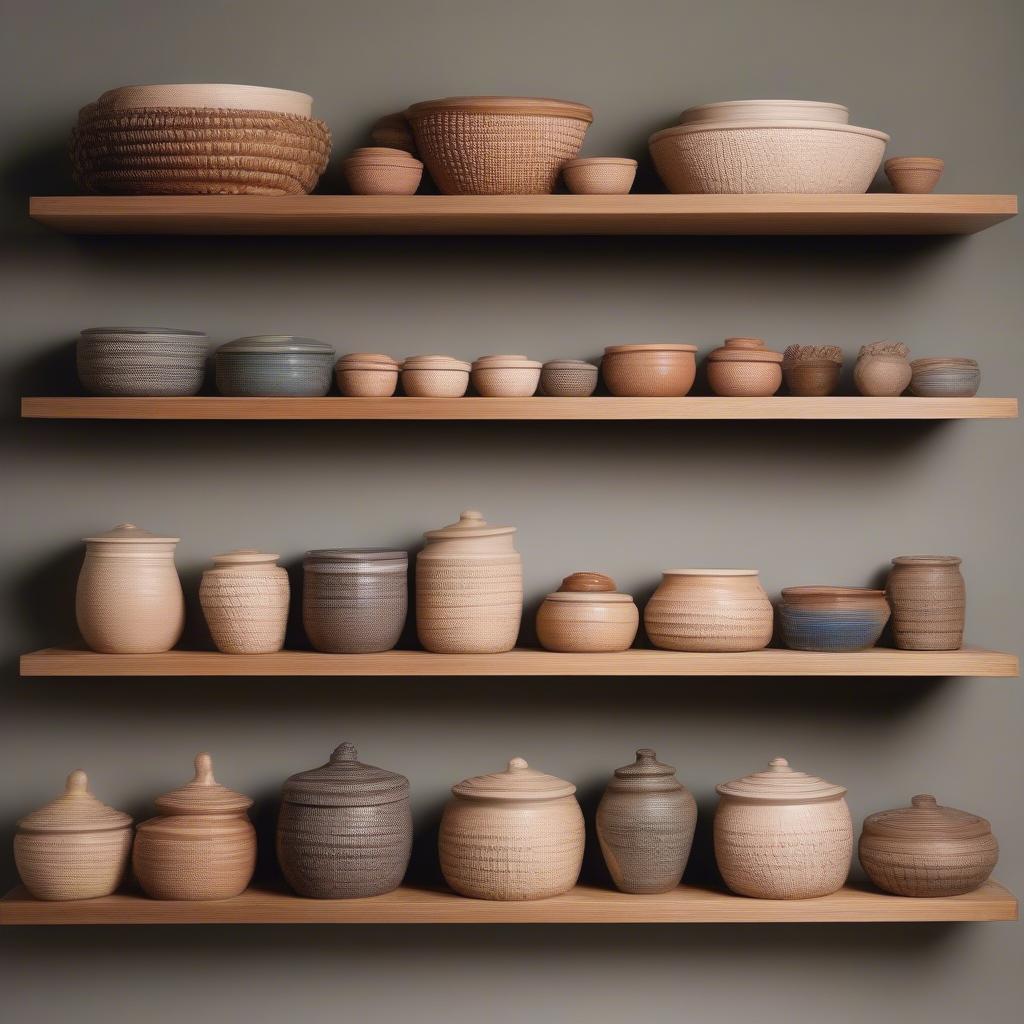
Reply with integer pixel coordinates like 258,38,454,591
853,342,912,396
886,555,965,650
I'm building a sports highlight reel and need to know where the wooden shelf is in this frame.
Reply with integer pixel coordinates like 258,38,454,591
19,646,1019,678
19,396,1021,421
28,194,1018,236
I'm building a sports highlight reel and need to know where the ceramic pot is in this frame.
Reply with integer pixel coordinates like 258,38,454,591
303,549,408,653
77,327,208,397
439,757,584,900
471,354,542,397
781,345,843,397
909,357,980,398
884,157,944,194
15,770,132,901
886,555,965,650
536,572,638,652
400,355,471,397
343,148,423,195
596,749,697,894
416,510,522,654
133,753,255,901
706,338,783,397
76,523,184,654
714,757,852,899
853,342,911,396
277,742,412,899
215,336,335,397
335,353,400,397
562,158,637,195
645,569,773,652
859,794,998,897
540,360,599,397
199,549,290,654
778,586,890,652
601,344,698,397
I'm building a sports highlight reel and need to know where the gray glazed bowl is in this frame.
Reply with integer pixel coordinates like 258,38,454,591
77,327,208,396
215,336,335,397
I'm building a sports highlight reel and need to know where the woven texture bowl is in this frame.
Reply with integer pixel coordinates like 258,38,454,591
401,355,470,397
563,158,637,195
215,336,335,396
540,360,599,396
343,148,423,195
77,327,208,397
778,586,890,652
335,353,400,397
471,355,541,397
909,357,980,397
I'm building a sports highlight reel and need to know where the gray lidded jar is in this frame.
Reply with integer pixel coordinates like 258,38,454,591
214,335,335,397
596,748,697,894
277,742,412,899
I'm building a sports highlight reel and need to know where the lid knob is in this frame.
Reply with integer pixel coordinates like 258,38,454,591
116,522,138,531
193,752,216,786
331,742,359,762
911,794,938,808
507,757,529,773
65,769,89,795
768,757,790,771
559,572,616,593
460,509,484,524
635,748,658,763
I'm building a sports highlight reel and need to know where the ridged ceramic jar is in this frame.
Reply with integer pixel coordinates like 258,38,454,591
714,757,852,899
439,757,584,900
853,342,912,396
75,523,184,654
596,749,697,894
199,549,290,654
859,794,999,897
886,555,965,650
277,742,412,899
77,326,208,397
706,338,784,397
778,586,890,652
400,355,471,397
601,344,698,397
536,572,639,652
416,510,522,654
644,569,773,652
15,770,132,901
303,548,408,653
133,753,256,901
215,336,335,397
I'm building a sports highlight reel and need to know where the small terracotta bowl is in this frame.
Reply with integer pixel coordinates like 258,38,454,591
884,157,944,194
471,354,542,397
401,355,471,397
602,344,698,397
335,353,401,397
343,147,424,196
563,158,637,195
706,337,783,397
540,360,599,397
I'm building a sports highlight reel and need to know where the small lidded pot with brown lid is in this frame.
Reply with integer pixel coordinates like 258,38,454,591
536,572,639,652
199,549,290,654
859,794,998,897
706,337,784,397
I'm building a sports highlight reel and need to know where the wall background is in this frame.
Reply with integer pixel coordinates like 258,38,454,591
1,1,1021,1021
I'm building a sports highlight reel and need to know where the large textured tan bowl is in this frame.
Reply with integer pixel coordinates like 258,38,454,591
649,120,888,194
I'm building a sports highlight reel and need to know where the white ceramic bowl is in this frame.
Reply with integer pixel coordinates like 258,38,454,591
678,99,849,125
96,84,313,118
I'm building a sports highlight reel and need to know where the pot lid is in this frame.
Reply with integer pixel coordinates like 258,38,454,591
406,96,593,122
606,748,684,793
716,757,846,801
84,522,180,544
402,355,471,371
154,753,253,816
452,757,576,801
304,547,407,566
17,770,131,834
282,742,410,807
861,794,993,841
663,568,759,576
708,337,784,363
543,359,598,370
559,571,616,592
424,509,515,540
81,326,206,337
210,548,280,566
217,335,335,355
891,555,962,567
337,352,400,367
472,355,542,369
604,344,698,355
545,591,633,604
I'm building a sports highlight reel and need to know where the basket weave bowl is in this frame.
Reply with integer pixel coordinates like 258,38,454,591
77,327,208,396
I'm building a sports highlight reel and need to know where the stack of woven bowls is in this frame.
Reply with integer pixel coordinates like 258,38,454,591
72,83,331,195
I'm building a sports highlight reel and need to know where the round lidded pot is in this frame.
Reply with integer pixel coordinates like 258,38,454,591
303,548,408,654
540,359,599,397
778,586,890,652
536,572,639,652
400,355,471,397
853,341,911,397
644,569,773,652
859,794,998,897
714,757,852,899
706,337,783,397
277,742,412,899
335,352,400,397
215,336,335,397
416,510,522,654
471,354,542,397
76,523,184,654
133,753,255,901
601,344,698,397
77,326,208,397
199,549,290,654
15,770,132,901
886,555,965,650
439,757,584,900
596,749,697,894
909,357,980,398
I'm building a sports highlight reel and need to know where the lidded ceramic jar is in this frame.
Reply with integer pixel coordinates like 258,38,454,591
601,344,698,397
853,341,911,397
540,359,599,397
778,586,890,652
536,572,639,652
133,753,256,901
335,352,401,397
277,742,412,899
76,523,184,654
714,757,852,899
303,548,408,653
400,355,471,397
199,549,290,654
859,794,998,897
644,569,773,652
885,555,965,650
706,338,784,397
439,757,584,900
596,749,697,894
471,354,542,397
416,509,522,654
215,336,336,397
15,770,133,901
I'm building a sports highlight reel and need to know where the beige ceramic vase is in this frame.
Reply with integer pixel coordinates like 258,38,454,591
853,342,912,396
199,549,290,654
15,770,133,901
416,509,522,654
886,555,965,650
76,523,184,654
133,753,256,901
644,569,773,652
439,757,584,900
536,572,639,652
714,757,853,899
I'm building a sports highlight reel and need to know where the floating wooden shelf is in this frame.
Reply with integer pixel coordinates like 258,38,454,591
28,194,1018,236
19,646,1018,678
19,396,1021,421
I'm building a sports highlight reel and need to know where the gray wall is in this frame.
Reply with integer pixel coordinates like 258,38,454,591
1,0,1021,1021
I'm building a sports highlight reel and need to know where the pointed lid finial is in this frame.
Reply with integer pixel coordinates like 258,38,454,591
716,756,846,801
154,751,252,815
452,756,576,801
17,769,131,833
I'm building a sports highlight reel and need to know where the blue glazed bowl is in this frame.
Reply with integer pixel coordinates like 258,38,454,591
779,587,890,653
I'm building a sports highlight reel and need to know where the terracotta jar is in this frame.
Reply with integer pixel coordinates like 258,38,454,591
199,549,290,654
133,753,256,901
644,569,773,652
15,770,132,901
886,555,965,650
75,523,184,654
439,757,584,900
601,344,697,397
416,510,522,654
706,337,784,397
596,748,697,894
714,757,852,899
853,342,911,396
335,352,401,397
303,548,408,654
277,742,412,899
859,794,999,897
536,572,639,652
778,586,890,652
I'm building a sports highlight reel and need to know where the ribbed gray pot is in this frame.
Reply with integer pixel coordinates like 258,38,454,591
214,335,335,397
77,327,208,396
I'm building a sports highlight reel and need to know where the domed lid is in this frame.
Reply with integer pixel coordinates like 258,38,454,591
282,742,410,807
543,359,598,371
606,749,684,794
402,355,471,372
707,337,784,363
662,568,759,576
452,757,576,801
862,794,994,841
716,757,846,802
209,548,280,567
84,522,180,544
424,509,515,541
81,326,206,337
406,96,593,122
218,335,335,356
472,354,542,370
304,547,407,565
604,343,697,355
154,753,253,816
559,571,616,592
337,352,400,369
17,770,131,834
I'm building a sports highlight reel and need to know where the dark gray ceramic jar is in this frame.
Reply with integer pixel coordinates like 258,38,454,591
277,742,412,899
77,327,208,396
215,335,335,397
